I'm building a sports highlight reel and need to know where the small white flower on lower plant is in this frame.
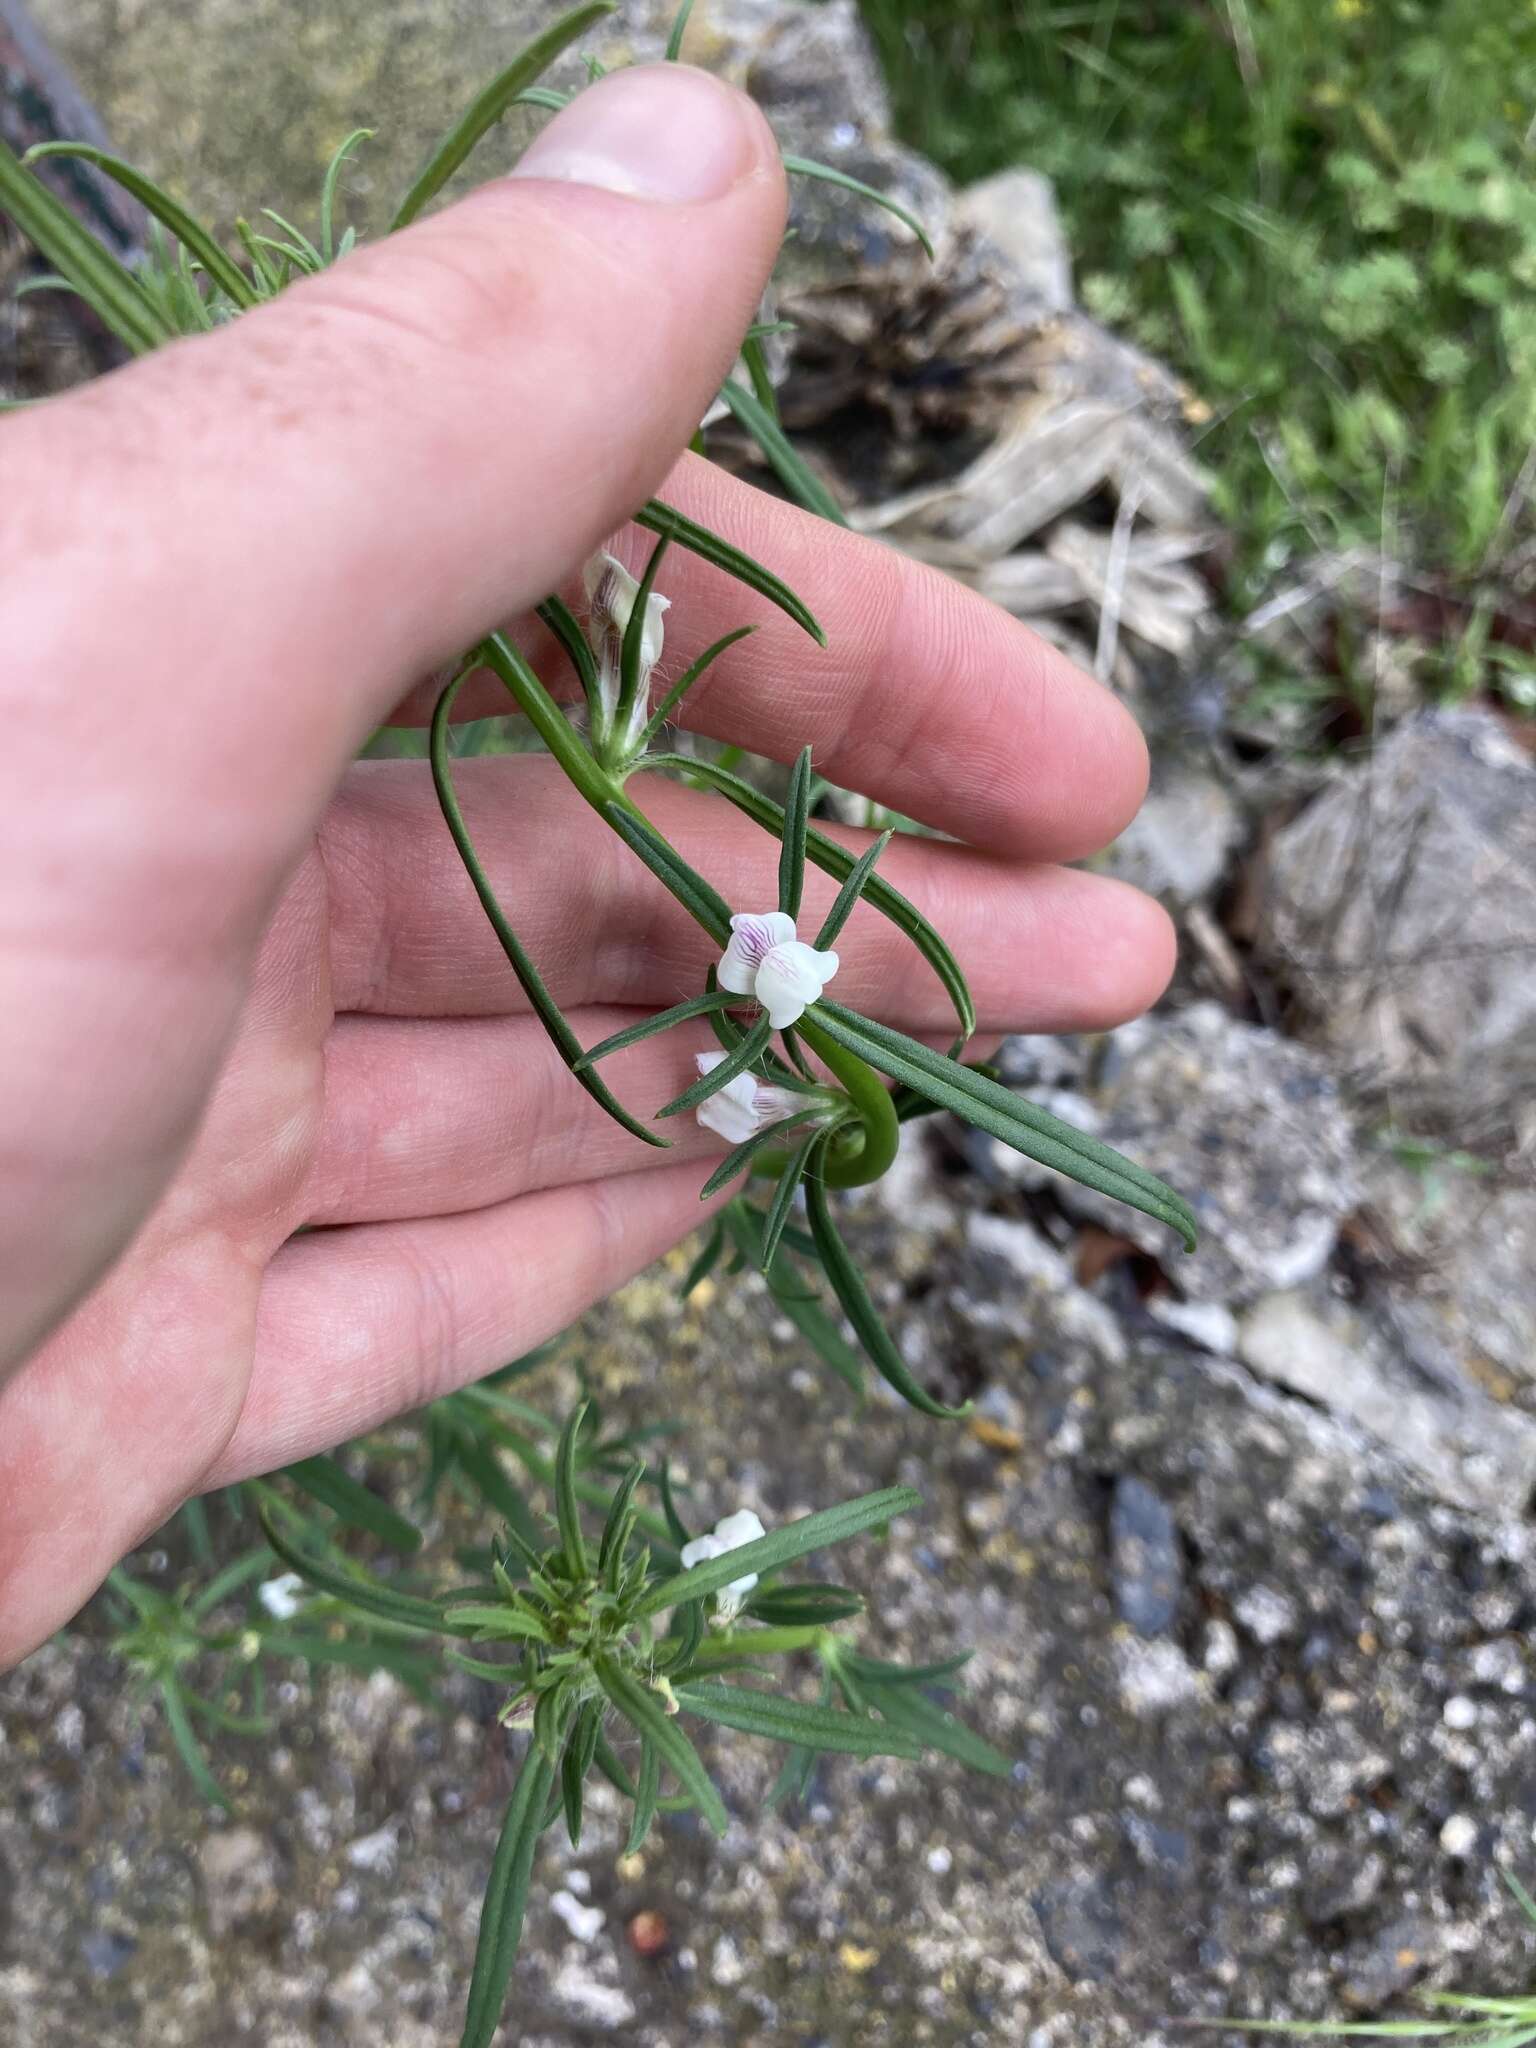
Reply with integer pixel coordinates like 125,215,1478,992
693,1051,807,1146
717,911,839,1030
679,1506,767,1623
257,1572,306,1621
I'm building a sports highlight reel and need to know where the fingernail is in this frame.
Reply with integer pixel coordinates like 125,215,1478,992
511,63,763,203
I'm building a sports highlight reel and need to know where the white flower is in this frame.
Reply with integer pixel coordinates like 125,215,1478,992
679,1506,767,1622
584,549,670,752
257,1572,306,1621
716,911,839,1030
693,1051,807,1145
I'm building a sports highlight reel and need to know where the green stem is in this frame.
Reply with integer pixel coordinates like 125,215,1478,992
796,1018,900,1187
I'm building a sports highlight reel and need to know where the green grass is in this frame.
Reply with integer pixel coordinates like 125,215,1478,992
857,0,1536,701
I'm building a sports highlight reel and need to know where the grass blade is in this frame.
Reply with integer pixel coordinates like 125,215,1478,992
595,1655,728,1835
812,1001,1197,1249
779,745,813,917
677,1680,924,1759
24,143,256,308
460,1746,556,2048
637,497,825,643
284,1455,423,1553
636,1486,920,1619
719,376,849,526
0,138,166,354
783,153,936,260
430,672,664,1148
803,1172,969,1419
393,3,614,230
815,830,893,949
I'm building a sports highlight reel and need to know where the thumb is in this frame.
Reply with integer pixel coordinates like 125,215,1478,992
4,60,786,798
0,61,785,1372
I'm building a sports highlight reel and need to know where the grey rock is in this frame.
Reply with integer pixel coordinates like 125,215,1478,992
1033,1875,1123,1985
197,1825,281,1938
1108,1477,1183,1637
1261,709,1536,1139
955,167,1072,312
1237,1287,1536,1517
1067,1002,1362,1305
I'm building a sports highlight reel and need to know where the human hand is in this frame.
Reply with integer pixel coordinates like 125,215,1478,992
0,63,1172,1667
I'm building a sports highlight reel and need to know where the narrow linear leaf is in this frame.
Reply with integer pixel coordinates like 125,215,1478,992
512,85,571,113
741,331,779,418
0,138,166,353
680,1217,727,1298
637,497,826,644
719,377,849,526
160,1680,233,1810
779,745,813,917
725,1202,865,1396
446,1647,530,1683
535,594,601,721
186,1545,276,1620
24,142,257,309
659,1016,772,1120
393,2,614,229
575,990,736,1070
665,0,699,60
554,1402,590,1582
617,530,671,733
636,1486,920,1619
596,1657,728,1835
258,1633,442,1691
562,1700,602,1847
599,1463,645,1576
626,1738,661,1852
442,1606,550,1641
593,1731,638,1801
649,757,973,1038
257,1508,446,1633
804,1170,969,1419
783,153,936,260
431,672,664,1148
760,1127,821,1270
860,1680,1012,1777
284,1455,423,1553
602,802,734,946
638,624,756,751
677,1681,925,1759
844,1648,973,1688
459,1747,556,2048
320,128,373,264
812,1002,1197,1249
656,1459,693,1546
697,1107,821,1199
454,1436,542,1554
815,830,893,949
742,1584,864,1625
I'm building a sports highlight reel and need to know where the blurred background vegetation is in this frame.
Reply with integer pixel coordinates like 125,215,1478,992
859,0,1536,705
